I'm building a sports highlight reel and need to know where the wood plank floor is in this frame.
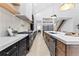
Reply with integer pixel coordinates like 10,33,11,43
27,32,50,56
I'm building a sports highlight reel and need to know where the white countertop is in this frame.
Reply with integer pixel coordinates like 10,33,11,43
45,31,79,45
0,34,28,52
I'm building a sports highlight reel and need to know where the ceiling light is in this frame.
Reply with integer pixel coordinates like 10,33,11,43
60,3,75,11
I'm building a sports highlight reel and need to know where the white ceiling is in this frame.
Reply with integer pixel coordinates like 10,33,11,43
32,3,62,15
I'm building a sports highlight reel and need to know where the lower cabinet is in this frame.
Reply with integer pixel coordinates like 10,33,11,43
44,32,66,56
0,36,29,56
18,37,27,56
0,43,18,56
55,40,66,56
44,33,55,56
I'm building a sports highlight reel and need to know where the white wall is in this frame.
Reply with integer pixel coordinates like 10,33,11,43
33,3,79,32
60,4,79,32
0,7,30,36
34,4,54,31
20,3,32,21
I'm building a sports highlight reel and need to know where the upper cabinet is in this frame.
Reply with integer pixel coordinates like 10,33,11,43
0,3,32,23
0,3,18,14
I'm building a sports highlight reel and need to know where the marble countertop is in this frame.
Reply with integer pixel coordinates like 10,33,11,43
45,31,79,45
0,34,28,52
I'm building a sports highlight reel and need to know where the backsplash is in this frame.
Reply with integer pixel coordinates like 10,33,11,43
0,8,30,36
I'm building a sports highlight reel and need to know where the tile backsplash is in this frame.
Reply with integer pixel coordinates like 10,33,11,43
0,8,30,36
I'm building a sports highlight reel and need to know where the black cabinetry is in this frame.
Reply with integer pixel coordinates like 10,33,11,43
0,43,18,56
18,37,28,56
0,35,29,56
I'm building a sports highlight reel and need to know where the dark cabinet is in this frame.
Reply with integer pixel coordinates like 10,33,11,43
0,35,29,56
0,43,18,56
0,51,6,56
5,46,18,56
18,37,27,56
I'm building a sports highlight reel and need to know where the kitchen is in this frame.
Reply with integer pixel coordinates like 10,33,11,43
0,3,79,56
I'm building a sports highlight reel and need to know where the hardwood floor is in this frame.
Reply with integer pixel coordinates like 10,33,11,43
27,32,50,56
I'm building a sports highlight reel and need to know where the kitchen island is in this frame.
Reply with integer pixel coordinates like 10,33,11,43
44,31,79,56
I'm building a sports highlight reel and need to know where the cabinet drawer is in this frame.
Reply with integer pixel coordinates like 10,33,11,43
57,40,65,52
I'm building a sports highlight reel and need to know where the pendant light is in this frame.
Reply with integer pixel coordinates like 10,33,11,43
60,3,75,11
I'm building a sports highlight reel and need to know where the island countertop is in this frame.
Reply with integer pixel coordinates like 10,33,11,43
45,31,79,45
0,34,28,52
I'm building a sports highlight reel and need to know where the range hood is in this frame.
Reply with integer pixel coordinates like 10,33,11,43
16,14,32,24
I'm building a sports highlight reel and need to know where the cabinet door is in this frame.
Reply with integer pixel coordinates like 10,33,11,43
56,48,65,56
18,48,26,56
4,43,18,56
0,51,6,56
18,38,27,56
56,40,66,56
